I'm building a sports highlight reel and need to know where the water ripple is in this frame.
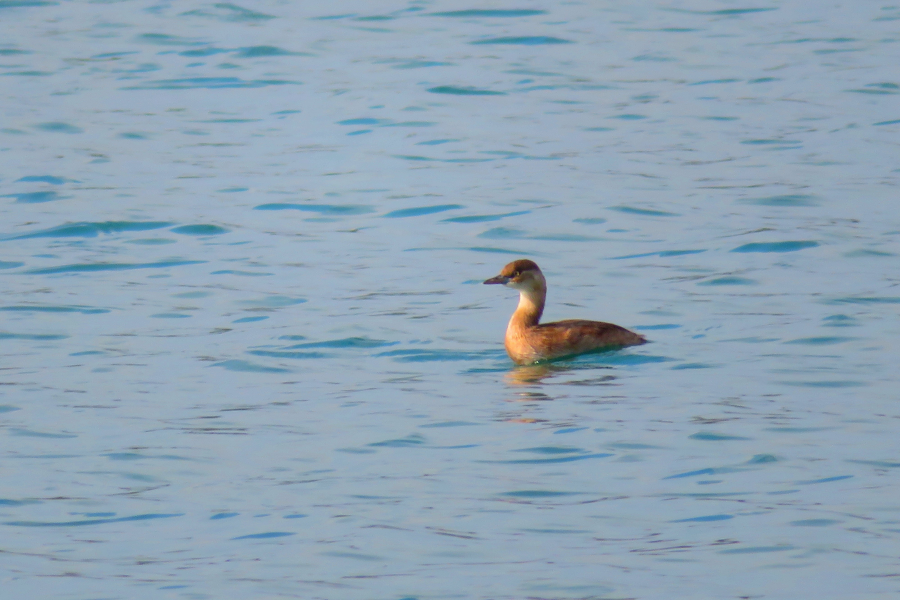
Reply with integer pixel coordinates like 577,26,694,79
24,260,204,274
170,224,229,235
608,206,679,217
232,532,295,540
254,202,374,215
0,332,68,340
485,453,613,464
471,36,573,45
0,304,110,314
6,513,183,527
211,359,291,373
285,337,396,349
376,348,503,362
5,221,172,240
430,10,547,17
738,194,819,206
123,77,301,90
442,211,530,223
181,4,274,22
383,204,463,218
427,85,506,95
731,241,819,253
248,350,331,360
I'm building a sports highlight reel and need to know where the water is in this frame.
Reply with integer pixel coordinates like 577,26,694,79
2,2,899,598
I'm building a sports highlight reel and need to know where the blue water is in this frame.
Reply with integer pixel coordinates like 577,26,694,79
2,2,899,599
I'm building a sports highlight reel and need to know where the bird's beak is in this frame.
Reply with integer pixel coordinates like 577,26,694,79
483,275,509,285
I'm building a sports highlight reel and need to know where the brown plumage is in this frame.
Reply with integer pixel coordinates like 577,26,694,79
484,259,646,365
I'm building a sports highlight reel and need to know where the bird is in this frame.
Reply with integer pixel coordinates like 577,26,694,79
484,259,646,365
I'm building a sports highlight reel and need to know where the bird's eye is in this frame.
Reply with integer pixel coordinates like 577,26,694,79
511,271,520,277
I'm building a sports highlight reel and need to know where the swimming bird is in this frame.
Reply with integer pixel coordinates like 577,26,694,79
484,259,646,364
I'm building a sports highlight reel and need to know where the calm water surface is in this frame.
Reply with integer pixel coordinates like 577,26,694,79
2,2,900,599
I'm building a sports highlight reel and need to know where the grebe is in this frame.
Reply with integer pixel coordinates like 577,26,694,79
484,259,646,365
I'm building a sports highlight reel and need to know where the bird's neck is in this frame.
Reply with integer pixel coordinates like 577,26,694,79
510,287,545,329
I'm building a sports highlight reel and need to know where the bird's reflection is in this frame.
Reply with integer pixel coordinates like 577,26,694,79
503,362,565,387
500,362,618,426
504,361,618,387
